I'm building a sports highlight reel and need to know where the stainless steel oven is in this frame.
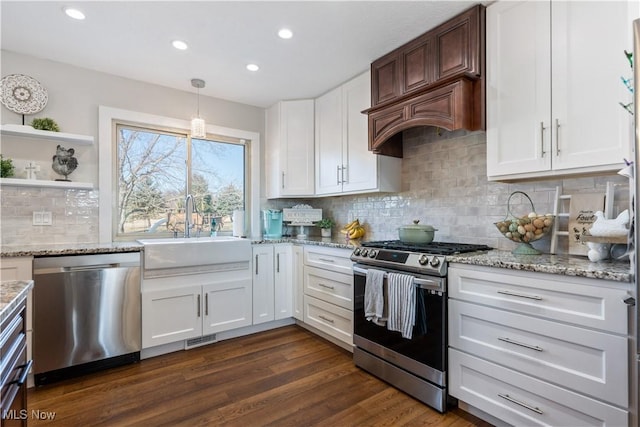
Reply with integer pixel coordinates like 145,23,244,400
351,240,490,413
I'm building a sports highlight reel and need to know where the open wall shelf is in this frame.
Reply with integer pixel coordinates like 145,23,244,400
0,178,93,190
0,124,94,145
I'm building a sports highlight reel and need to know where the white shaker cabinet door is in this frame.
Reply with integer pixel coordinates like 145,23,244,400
274,244,293,320
142,285,202,348
252,245,275,324
341,70,377,193
486,0,551,177
265,100,315,198
315,86,343,195
203,278,252,334
551,1,632,171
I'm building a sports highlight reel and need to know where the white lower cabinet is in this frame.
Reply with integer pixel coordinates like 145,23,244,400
252,243,294,324
142,270,252,349
302,246,354,346
449,349,628,427
292,245,304,321
448,264,631,426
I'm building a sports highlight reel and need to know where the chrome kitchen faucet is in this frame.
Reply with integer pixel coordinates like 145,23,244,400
184,194,198,238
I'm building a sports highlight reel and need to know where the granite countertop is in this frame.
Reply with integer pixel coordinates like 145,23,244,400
448,250,632,282
1,238,631,282
1,280,33,323
251,236,358,250
1,241,144,257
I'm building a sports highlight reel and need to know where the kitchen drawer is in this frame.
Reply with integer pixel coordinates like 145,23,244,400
303,246,353,275
304,266,353,309
449,299,628,407
448,264,628,334
304,295,353,345
1,343,27,416
449,349,628,427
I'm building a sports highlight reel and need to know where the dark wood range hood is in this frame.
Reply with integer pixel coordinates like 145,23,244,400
364,4,486,158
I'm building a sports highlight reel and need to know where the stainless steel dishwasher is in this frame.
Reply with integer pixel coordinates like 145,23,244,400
33,252,141,385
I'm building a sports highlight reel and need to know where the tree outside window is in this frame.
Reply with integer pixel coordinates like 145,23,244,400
116,125,246,238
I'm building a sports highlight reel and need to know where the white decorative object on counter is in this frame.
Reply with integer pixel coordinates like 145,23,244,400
587,242,611,262
588,210,629,237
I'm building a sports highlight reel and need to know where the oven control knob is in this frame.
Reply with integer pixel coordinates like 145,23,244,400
361,249,369,257
418,254,429,265
430,257,441,267
353,248,361,256
368,250,377,258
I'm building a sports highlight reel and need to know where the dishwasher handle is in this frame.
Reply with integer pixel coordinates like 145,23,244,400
64,264,121,272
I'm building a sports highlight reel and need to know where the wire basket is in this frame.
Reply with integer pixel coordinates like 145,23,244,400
494,191,555,255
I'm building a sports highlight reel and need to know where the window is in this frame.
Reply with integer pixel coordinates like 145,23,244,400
115,123,247,239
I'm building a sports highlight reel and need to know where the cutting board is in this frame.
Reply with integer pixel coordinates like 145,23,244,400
568,193,605,256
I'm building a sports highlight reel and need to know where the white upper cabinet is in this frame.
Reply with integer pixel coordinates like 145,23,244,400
265,100,315,198
315,85,343,194
487,1,635,181
315,71,401,196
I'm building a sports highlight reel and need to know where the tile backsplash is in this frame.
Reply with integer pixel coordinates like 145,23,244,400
1,128,630,253
269,128,630,254
1,186,99,245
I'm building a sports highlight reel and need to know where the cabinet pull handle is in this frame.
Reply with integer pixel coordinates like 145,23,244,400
497,290,542,301
255,254,259,275
342,164,347,184
555,118,561,155
498,337,543,352
318,257,335,263
540,122,546,157
624,296,636,306
498,393,543,415
277,253,280,273
318,283,335,290
197,294,201,317
336,165,342,184
10,360,33,387
205,293,209,316
281,171,285,189
319,315,335,324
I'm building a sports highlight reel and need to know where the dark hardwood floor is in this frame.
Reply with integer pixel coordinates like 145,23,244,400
28,325,492,426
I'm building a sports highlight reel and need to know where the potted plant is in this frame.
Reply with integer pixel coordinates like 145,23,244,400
0,155,15,178
31,117,60,132
317,218,335,238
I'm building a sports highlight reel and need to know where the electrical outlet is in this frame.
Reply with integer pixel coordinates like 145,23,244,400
32,211,43,225
32,211,52,226
42,211,52,225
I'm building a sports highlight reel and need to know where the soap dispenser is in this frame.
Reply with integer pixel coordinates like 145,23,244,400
210,217,217,237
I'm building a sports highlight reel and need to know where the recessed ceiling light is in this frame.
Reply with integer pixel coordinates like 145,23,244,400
246,64,260,72
278,28,293,39
63,7,85,20
172,40,188,50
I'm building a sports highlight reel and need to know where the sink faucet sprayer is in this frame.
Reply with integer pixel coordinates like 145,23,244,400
184,194,199,238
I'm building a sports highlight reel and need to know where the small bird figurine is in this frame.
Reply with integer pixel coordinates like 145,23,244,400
51,145,78,181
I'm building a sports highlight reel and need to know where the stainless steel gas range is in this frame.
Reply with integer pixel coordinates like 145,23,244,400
351,240,490,412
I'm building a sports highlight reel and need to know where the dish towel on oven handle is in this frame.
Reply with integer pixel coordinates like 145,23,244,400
364,268,386,326
387,272,416,339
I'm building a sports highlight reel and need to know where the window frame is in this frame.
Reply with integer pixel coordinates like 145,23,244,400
98,106,260,243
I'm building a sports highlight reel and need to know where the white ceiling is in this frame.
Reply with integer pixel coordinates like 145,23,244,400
1,1,480,108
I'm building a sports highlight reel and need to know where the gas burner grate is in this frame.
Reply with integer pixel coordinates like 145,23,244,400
361,240,491,255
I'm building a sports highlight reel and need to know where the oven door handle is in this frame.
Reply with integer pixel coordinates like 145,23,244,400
353,265,442,290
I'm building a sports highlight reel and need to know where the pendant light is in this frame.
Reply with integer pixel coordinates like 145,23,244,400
190,78,206,139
